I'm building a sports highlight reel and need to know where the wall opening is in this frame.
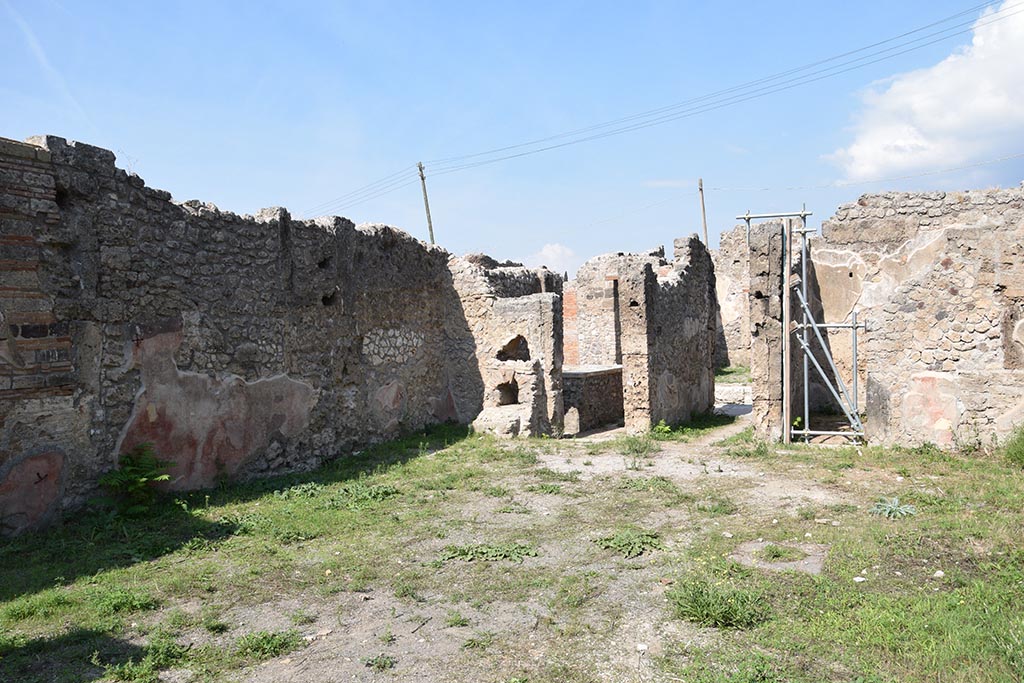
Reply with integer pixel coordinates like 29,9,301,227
497,335,530,361
496,379,519,406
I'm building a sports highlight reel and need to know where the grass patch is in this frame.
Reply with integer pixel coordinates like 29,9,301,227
715,365,751,384
651,414,737,442
235,629,304,661
594,528,663,559
364,653,397,671
440,542,538,563
1003,426,1024,468
3,421,1024,682
760,544,806,562
444,610,470,627
667,578,770,629
696,493,738,516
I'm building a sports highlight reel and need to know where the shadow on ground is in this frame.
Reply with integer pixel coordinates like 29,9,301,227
0,423,472,603
0,628,146,683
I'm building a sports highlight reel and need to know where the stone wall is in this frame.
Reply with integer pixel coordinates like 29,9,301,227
711,224,751,368
746,221,786,441
745,186,1024,447
562,366,623,435
448,256,563,438
0,135,558,534
567,240,718,432
812,186,1024,446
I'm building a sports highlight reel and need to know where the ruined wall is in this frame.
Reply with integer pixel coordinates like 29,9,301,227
745,186,1024,447
571,241,717,432
711,224,751,368
0,135,479,534
448,256,563,438
747,221,786,442
647,236,718,426
562,366,623,435
562,282,579,366
811,186,1024,446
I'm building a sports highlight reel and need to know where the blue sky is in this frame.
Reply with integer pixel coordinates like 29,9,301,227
3,1,1023,275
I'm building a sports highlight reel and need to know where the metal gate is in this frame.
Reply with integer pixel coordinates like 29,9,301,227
738,207,866,443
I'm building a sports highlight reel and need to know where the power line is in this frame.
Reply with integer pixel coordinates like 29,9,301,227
562,150,1024,236
707,151,1024,192
423,1,1004,168
427,2,1023,177
303,1,1020,216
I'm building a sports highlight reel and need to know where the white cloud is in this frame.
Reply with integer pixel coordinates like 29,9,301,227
831,2,1024,181
523,242,580,277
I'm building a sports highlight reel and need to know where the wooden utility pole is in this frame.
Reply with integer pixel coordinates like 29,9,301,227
417,162,435,245
698,177,709,244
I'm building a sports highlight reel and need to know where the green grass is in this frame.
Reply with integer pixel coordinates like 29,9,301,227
593,528,664,559
715,365,751,384
1003,426,1024,468
760,544,806,562
235,629,304,661
667,578,770,629
2,420,1024,683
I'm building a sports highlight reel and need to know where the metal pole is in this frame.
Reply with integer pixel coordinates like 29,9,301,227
698,178,709,245
417,162,435,245
782,218,792,444
801,208,809,442
851,309,859,416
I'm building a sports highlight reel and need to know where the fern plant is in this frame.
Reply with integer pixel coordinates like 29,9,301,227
98,443,172,515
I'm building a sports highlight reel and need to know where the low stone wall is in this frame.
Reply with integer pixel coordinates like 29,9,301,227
562,365,623,435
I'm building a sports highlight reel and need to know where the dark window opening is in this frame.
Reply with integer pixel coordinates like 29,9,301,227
496,380,519,406
497,335,530,361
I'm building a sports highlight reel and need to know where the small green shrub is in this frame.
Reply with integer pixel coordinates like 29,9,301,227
440,542,537,563
1004,426,1024,469
696,494,738,516
273,482,325,499
444,610,470,627
323,481,400,510
98,443,172,515
652,420,674,437
594,528,663,558
365,653,397,671
235,629,304,661
462,631,495,650
869,497,917,519
92,586,160,615
526,483,563,495
667,578,770,629
100,631,188,683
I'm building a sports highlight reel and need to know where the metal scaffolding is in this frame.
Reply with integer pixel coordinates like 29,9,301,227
738,208,866,443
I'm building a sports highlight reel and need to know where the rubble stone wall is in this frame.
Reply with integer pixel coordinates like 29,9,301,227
1,135,556,534
747,222,786,441
711,225,751,368
562,366,623,435
746,187,1024,447
812,187,1024,446
571,241,718,432
448,256,563,438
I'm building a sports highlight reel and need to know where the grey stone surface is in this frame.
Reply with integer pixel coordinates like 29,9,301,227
0,135,563,532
